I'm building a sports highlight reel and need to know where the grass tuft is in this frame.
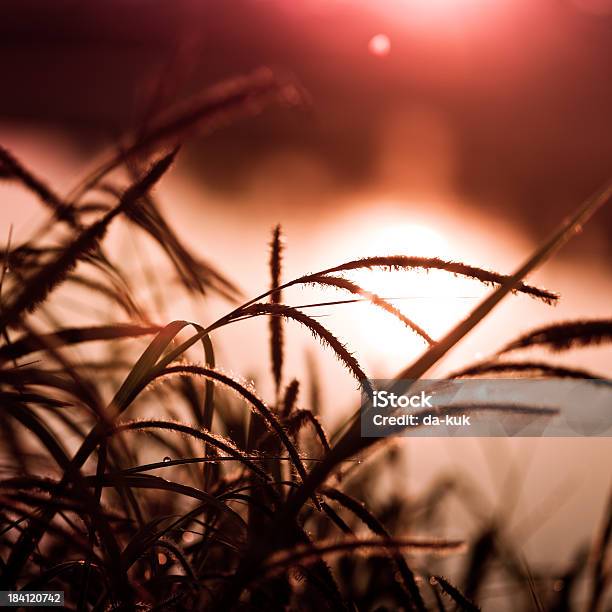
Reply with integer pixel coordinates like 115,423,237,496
0,96,609,610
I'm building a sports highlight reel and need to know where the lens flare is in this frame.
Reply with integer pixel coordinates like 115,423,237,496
368,34,391,57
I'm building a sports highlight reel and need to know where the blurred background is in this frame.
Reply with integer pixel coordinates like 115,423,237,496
1,1,611,607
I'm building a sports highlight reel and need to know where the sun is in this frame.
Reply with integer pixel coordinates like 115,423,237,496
361,221,448,258
317,208,483,369
351,222,475,338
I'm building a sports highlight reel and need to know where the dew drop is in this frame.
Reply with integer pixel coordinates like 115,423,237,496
163,456,172,463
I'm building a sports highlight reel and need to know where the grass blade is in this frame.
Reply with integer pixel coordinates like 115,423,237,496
432,575,480,612
269,224,284,395
499,319,612,353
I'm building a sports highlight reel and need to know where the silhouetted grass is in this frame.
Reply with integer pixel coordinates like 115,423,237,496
0,73,610,611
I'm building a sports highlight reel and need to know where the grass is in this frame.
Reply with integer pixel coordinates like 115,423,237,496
0,72,610,611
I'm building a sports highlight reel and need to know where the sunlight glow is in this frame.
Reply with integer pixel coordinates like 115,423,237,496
363,222,448,257
317,207,486,370
368,34,391,57
349,221,476,342
361,0,507,34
